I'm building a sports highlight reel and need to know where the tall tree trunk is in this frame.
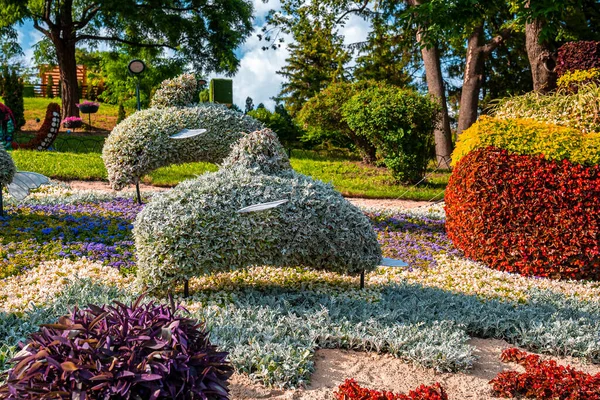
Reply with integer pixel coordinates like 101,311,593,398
419,41,453,169
55,39,80,119
407,0,453,169
525,18,557,93
457,26,485,135
456,25,511,136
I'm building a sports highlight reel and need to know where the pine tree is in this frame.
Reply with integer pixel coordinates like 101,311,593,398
276,6,350,116
1,67,24,130
354,18,415,87
245,96,255,113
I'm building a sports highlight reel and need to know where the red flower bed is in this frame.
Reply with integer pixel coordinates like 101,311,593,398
12,103,61,150
334,379,448,400
490,348,600,399
445,147,600,280
555,41,600,76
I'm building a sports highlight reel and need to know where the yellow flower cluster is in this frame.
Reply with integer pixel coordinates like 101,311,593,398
557,68,600,91
0,258,133,312
452,116,600,166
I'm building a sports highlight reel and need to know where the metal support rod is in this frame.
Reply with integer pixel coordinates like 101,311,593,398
135,181,142,205
136,80,141,112
360,270,365,289
0,183,3,217
184,280,189,298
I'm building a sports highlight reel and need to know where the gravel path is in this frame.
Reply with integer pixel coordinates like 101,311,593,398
59,180,434,210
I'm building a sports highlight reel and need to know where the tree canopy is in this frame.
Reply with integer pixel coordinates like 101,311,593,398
0,0,255,117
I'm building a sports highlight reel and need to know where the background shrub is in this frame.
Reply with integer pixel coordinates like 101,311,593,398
0,67,24,130
342,85,439,183
0,297,233,399
452,116,600,166
297,81,382,164
246,105,303,149
555,41,600,77
446,147,600,280
490,83,600,133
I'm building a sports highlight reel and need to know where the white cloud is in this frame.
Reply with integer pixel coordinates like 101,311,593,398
212,23,291,110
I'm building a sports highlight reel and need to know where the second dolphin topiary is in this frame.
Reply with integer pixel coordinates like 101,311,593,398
102,104,264,190
134,130,382,290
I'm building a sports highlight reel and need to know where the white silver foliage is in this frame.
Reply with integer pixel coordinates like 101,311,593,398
0,148,16,186
221,129,291,174
102,104,264,190
134,166,382,289
150,73,199,109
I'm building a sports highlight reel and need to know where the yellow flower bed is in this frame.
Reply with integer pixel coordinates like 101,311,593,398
452,116,600,166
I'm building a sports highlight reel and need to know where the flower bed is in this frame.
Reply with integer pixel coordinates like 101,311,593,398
2,190,600,391
490,348,600,399
335,379,447,400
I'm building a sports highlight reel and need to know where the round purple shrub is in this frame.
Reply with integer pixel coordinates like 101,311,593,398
0,296,232,399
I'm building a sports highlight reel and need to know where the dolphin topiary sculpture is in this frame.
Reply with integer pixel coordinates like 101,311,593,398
133,130,384,291
102,104,264,190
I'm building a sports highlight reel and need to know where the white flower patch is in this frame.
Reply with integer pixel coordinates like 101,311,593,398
0,258,133,312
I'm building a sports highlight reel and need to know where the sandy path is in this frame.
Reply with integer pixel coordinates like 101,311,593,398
58,180,433,210
229,338,600,400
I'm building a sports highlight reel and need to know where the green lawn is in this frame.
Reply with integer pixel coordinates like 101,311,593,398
2,97,132,132
11,145,449,200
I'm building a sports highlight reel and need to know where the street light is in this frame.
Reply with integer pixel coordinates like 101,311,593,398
128,59,146,204
128,59,146,111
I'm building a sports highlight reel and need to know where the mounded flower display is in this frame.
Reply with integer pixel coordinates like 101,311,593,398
446,116,600,280
102,104,264,190
134,130,382,290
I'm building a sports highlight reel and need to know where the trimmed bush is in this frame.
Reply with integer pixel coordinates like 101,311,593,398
335,379,448,400
452,116,600,167
150,73,199,109
446,147,600,280
0,296,233,399
297,81,382,163
490,84,600,134
490,348,600,399
0,148,15,185
102,104,263,190
246,106,302,149
555,41,600,77
134,130,381,290
11,103,61,151
342,85,439,183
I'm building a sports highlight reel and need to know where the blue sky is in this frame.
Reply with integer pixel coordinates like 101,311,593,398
15,1,369,109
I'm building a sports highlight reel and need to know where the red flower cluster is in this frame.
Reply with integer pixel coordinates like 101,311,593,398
555,41,600,76
12,103,61,151
445,147,600,280
490,348,600,399
334,379,448,400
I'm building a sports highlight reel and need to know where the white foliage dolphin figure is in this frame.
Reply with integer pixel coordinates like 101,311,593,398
0,148,50,211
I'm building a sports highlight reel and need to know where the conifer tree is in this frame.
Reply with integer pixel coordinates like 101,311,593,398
276,5,350,116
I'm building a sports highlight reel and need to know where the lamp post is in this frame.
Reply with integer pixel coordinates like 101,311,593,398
128,59,146,204
128,59,146,111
